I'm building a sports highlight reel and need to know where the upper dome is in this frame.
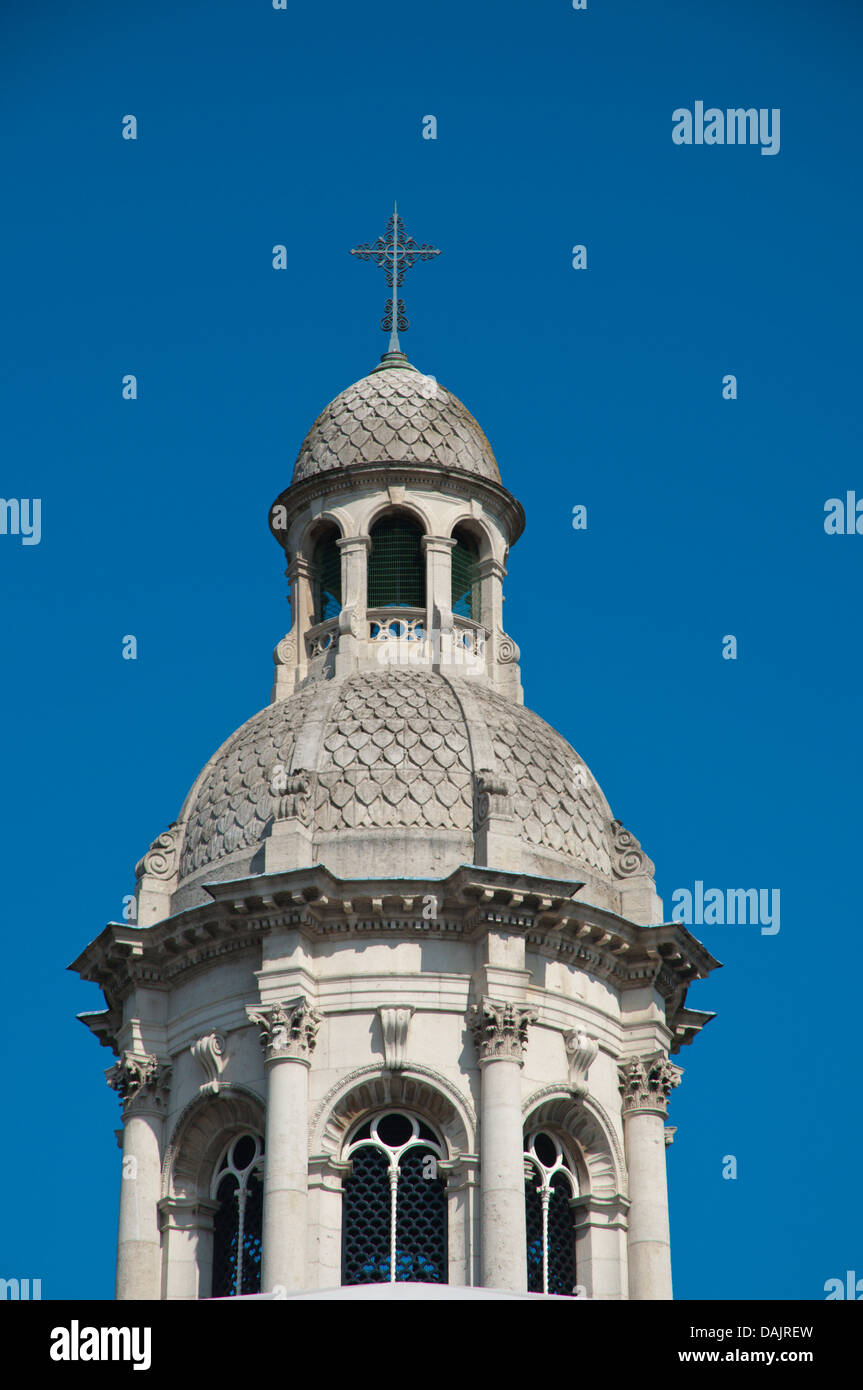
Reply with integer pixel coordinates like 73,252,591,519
292,365,501,484
174,669,624,899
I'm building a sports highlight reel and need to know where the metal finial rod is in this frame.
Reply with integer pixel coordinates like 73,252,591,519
350,203,441,354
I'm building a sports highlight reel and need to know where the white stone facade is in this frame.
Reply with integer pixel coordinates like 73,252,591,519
73,353,719,1301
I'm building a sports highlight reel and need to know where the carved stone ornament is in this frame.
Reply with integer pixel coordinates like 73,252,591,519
134,826,179,883
247,998,322,1063
618,1054,683,1116
378,1007,414,1071
469,997,537,1064
474,770,514,829
272,769,312,825
496,630,519,665
274,633,297,668
190,1033,226,1096
609,820,655,880
106,1052,172,1113
564,1028,600,1098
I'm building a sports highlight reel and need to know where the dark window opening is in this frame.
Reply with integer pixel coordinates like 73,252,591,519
313,530,342,623
368,516,425,609
451,529,480,621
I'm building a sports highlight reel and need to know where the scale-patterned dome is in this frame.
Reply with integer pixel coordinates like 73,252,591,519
292,366,501,484
176,669,617,886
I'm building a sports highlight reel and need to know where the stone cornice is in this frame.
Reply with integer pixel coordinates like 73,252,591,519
70,865,720,1055
269,462,526,550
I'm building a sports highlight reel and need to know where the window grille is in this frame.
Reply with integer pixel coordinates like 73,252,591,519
313,531,342,622
211,1132,264,1297
451,530,480,621
342,1111,447,1285
524,1130,578,1296
367,517,425,609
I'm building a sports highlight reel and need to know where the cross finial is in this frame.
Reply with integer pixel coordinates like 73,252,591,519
350,203,441,357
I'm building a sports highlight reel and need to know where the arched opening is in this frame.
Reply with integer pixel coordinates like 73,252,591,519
367,514,425,609
312,526,342,623
524,1129,578,1296
451,526,481,621
210,1132,264,1297
341,1111,447,1285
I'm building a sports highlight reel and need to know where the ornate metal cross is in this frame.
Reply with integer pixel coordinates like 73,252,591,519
350,203,441,353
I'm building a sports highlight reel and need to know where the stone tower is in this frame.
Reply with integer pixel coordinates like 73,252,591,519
72,335,719,1301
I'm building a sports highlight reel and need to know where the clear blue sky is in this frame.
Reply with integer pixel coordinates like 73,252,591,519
1,0,860,1299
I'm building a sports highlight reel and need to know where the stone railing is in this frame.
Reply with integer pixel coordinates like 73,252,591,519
305,617,339,660
453,615,487,659
368,608,426,643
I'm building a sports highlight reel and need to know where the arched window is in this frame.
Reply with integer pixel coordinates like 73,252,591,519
524,1130,578,1296
451,527,481,621
367,515,425,609
342,1111,447,1285
312,528,342,623
211,1132,264,1297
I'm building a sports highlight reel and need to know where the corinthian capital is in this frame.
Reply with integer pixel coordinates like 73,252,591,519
248,997,321,1064
106,1052,172,1115
469,997,537,1064
619,1054,683,1116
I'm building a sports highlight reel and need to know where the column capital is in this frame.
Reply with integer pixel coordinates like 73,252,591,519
106,1051,172,1117
336,535,371,553
469,996,537,1064
619,1054,682,1116
287,555,314,581
248,997,321,1065
421,534,458,555
476,556,507,582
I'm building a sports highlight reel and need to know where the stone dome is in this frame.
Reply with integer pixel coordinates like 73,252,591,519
292,365,501,484
175,669,619,893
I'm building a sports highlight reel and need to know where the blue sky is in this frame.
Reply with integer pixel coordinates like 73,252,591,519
1,0,860,1299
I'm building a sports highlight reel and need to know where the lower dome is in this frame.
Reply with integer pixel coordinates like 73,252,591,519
174,669,624,901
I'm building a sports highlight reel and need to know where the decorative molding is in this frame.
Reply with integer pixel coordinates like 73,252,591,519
378,1006,414,1071
161,1084,266,1201
247,998,321,1064
106,1052,172,1115
609,820,655,880
469,997,537,1063
134,827,179,883
619,1054,683,1116
522,1087,628,1201
564,1027,599,1098
664,1126,677,1148
190,1033,226,1096
311,1063,476,1157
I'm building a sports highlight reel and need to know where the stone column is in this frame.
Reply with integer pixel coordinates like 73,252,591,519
477,555,505,638
469,997,537,1292
107,1052,172,1301
619,1054,682,1300
335,535,371,675
422,535,456,666
248,998,321,1294
287,556,314,680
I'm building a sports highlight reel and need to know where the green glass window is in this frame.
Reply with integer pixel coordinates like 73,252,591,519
313,531,342,623
368,516,425,609
451,530,480,621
